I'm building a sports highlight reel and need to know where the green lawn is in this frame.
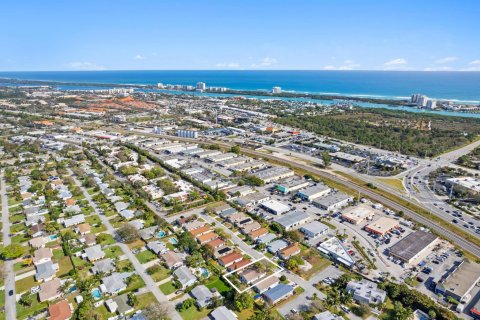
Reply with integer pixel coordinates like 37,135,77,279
205,277,231,295
58,256,74,277
135,250,157,264
125,275,145,292
13,261,34,274
116,259,135,272
179,305,212,320
72,256,90,269
97,234,116,245
11,233,29,244
10,223,27,234
104,246,123,259
16,295,48,319
147,265,171,282
9,214,24,224
159,280,176,295
15,276,37,294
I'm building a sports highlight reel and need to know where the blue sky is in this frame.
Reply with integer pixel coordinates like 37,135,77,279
1,0,479,71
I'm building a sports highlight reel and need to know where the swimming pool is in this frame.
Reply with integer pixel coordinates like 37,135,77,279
49,234,58,240
169,237,178,245
200,267,210,278
157,230,166,238
69,285,77,293
92,288,102,300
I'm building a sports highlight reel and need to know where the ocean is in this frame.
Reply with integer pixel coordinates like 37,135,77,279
1,70,480,103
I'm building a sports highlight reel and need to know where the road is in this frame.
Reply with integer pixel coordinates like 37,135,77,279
68,169,182,320
110,129,480,257
1,170,16,320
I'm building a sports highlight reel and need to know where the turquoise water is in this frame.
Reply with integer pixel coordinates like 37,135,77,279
157,231,166,238
169,237,178,245
69,285,77,293
200,267,210,278
49,235,58,240
1,70,480,102
92,288,102,299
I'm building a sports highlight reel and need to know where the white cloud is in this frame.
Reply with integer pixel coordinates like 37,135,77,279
383,58,408,70
65,62,106,70
216,62,241,68
251,57,278,68
423,66,453,71
322,60,360,70
434,56,457,64
134,54,145,60
470,60,480,65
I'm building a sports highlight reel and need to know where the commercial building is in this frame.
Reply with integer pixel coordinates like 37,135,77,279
300,221,330,239
346,280,386,305
177,129,199,139
330,152,366,164
274,211,310,231
317,237,355,268
253,166,295,184
364,217,399,236
388,230,438,264
260,200,290,215
436,261,480,303
313,192,353,212
447,177,480,194
341,207,375,225
235,193,270,209
297,184,331,201
275,177,310,194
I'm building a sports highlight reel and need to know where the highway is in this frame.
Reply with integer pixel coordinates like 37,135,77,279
108,128,480,257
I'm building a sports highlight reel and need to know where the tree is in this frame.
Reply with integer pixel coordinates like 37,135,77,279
321,152,332,167
391,301,413,320
230,145,241,155
177,298,195,311
143,302,170,320
19,293,33,307
2,243,26,259
234,292,254,311
127,292,138,306
117,224,139,243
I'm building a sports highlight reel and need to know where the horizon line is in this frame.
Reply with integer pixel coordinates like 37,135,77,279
1,69,480,73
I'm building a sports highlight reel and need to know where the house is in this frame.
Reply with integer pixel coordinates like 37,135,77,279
74,223,91,235
215,246,233,258
84,245,106,262
278,243,301,260
120,209,135,220
113,294,135,315
183,220,205,232
263,284,294,304
138,226,157,241
346,280,386,305
256,233,276,244
173,266,197,288
62,214,85,228
267,240,289,254
26,215,46,227
39,278,62,302
254,276,279,293
249,227,268,241
100,272,132,295
105,299,118,313
33,248,53,266
228,258,251,272
29,236,47,248
35,261,59,282
64,205,81,215
147,241,168,255
241,221,261,235
91,258,116,274
206,238,226,250
161,251,183,269
48,299,72,320
239,269,266,284
82,234,97,246
190,226,212,237
197,232,219,245
300,221,330,239
210,306,238,320
30,223,45,238
114,202,130,212
190,284,216,308
128,219,144,230
218,252,244,268
313,311,343,320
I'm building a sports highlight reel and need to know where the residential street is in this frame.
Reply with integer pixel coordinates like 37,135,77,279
68,169,182,320
1,170,16,320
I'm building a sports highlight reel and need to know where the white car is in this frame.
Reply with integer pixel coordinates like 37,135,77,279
31,286,40,294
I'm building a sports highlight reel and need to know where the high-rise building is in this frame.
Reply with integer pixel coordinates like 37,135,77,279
196,82,206,90
417,95,428,108
272,86,282,94
426,100,437,110
157,83,164,89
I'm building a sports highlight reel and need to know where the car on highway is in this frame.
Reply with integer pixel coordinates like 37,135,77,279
452,219,458,223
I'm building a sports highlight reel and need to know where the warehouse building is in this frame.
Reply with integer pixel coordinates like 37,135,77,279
300,221,330,239
313,192,353,212
253,166,295,184
260,200,291,215
275,177,310,194
274,211,310,231
388,230,438,264
317,237,355,268
364,217,399,236
297,184,331,201
341,207,375,225
436,261,480,303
